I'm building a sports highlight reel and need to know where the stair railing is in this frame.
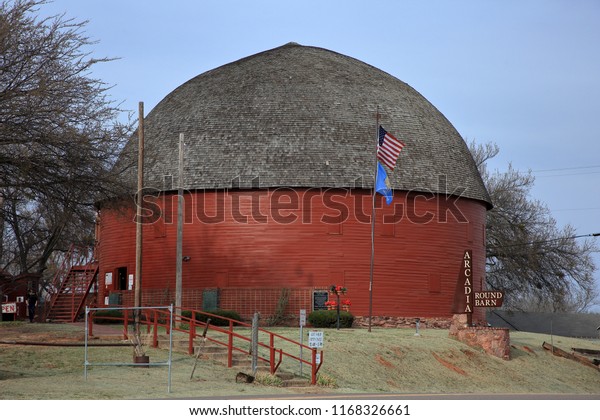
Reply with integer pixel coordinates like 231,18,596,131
45,245,76,320
88,306,324,385
71,265,99,322
45,245,96,321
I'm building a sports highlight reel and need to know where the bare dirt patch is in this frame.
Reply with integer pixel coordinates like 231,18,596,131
431,351,467,376
391,347,404,357
460,349,477,359
374,353,395,368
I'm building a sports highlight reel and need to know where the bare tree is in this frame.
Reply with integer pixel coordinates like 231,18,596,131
469,140,598,312
0,1,134,282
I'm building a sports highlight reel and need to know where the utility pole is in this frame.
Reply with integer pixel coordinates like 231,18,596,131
175,133,184,321
134,102,144,335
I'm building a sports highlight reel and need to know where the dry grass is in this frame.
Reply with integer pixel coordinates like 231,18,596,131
1,321,599,399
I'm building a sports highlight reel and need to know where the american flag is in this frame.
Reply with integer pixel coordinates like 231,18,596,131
377,126,405,170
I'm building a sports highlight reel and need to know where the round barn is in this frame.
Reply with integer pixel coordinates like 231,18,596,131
96,43,492,326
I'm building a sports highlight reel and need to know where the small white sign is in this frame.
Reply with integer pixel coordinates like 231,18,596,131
104,296,109,305
105,272,113,286
308,330,324,348
128,274,134,290
2,303,17,314
299,309,306,327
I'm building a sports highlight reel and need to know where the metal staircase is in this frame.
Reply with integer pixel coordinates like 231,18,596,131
46,246,98,322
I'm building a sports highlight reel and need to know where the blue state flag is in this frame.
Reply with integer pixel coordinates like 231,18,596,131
376,161,393,205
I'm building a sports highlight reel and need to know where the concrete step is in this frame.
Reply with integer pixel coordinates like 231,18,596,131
280,378,312,387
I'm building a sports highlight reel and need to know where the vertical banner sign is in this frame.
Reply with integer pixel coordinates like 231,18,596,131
452,250,474,324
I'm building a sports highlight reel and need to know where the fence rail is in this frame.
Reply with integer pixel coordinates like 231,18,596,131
88,306,323,384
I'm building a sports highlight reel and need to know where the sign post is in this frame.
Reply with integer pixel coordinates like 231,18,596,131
299,309,306,376
308,331,324,365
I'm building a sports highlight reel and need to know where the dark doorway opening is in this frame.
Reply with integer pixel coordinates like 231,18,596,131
116,267,127,291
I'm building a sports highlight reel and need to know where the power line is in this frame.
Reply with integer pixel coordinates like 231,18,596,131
535,170,600,178
489,232,599,249
532,164,600,173
553,207,600,212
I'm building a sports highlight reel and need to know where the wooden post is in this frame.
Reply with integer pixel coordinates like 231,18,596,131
269,334,275,374
251,312,260,375
123,309,129,340
189,317,195,355
134,102,144,335
227,320,234,368
175,133,184,321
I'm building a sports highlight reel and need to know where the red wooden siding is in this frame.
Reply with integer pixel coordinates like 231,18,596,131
97,189,487,321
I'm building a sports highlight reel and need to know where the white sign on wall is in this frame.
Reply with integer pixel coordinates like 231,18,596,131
128,274,134,290
105,272,112,286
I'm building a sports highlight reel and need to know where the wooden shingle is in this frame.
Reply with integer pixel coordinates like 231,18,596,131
117,43,491,207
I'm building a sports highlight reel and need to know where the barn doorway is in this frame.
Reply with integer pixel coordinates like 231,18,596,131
116,267,127,291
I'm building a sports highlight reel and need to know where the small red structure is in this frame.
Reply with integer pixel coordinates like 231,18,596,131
0,273,40,321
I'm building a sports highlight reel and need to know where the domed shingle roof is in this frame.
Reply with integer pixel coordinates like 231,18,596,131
119,42,491,207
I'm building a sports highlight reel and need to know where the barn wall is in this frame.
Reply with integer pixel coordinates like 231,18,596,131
97,189,487,320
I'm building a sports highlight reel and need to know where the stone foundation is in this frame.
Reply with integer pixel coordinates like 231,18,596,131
449,314,510,360
353,316,453,329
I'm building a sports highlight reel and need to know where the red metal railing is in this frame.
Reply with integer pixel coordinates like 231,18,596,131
89,306,324,385
70,265,98,322
45,245,96,321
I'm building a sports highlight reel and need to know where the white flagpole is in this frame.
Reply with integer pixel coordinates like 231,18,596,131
368,110,380,333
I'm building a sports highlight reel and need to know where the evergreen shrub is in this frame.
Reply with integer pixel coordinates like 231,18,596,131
308,310,354,328
181,309,242,326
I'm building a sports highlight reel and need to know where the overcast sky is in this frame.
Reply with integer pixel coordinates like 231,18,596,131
39,0,600,307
